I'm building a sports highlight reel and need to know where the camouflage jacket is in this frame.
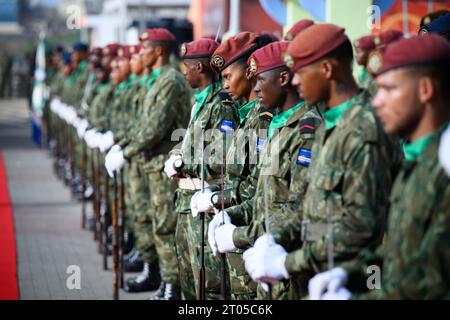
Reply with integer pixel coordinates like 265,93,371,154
213,100,274,212
229,102,323,250
86,81,115,132
357,67,377,97
122,65,191,173
270,90,402,279
172,81,239,214
342,124,450,299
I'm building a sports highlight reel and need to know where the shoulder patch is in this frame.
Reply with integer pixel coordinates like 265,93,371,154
299,118,318,134
220,120,234,133
296,148,312,166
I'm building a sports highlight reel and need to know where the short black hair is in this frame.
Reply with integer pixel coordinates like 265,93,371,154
407,61,450,101
151,40,174,54
323,39,354,67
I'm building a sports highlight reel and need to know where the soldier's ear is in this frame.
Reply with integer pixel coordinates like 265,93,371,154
320,59,334,80
245,66,254,81
197,61,204,73
279,71,291,87
154,45,164,57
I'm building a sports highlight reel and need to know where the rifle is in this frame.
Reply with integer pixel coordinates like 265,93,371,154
118,169,126,288
101,165,110,270
92,148,100,241
81,138,87,229
112,172,120,300
263,175,272,300
219,141,227,300
326,196,334,270
199,129,206,300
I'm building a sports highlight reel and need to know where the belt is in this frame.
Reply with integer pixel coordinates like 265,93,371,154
301,220,330,242
177,177,221,190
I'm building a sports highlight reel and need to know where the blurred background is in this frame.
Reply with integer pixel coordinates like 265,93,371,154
0,0,449,100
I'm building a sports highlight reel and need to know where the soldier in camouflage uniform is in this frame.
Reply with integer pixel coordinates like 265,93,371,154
308,34,450,300
208,41,323,300
107,28,191,299
243,24,402,299
163,38,238,300
112,43,160,285
189,32,276,300
354,30,403,97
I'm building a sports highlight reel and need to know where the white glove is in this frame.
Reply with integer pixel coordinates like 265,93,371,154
107,150,126,177
163,154,182,178
208,211,231,256
77,119,89,138
109,144,122,154
308,267,348,300
104,145,123,177
439,124,450,177
93,132,104,149
215,222,236,253
84,129,97,148
321,287,351,300
99,131,115,153
190,190,215,217
243,234,289,283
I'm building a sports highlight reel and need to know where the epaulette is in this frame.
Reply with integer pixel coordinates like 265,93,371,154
219,91,234,104
298,117,318,134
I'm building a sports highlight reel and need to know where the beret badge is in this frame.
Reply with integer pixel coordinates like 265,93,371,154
249,57,257,73
283,52,294,69
212,54,225,68
367,51,383,74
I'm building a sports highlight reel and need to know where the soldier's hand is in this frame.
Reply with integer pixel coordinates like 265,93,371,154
308,267,348,300
164,155,181,178
207,211,231,256
215,222,237,253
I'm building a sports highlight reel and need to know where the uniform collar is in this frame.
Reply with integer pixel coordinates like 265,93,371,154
146,66,165,89
238,99,258,124
193,83,214,120
268,101,304,141
403,122,449,161
323,95,358,130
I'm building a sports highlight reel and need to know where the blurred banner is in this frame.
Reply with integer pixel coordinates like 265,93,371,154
31,32,47,147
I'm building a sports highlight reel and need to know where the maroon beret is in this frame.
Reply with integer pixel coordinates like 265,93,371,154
284,23,349,72
284,19,315,41
367,33,450,76
139,28,176,43
180,39,219,59
210,32,259,73
375,29,404,47
354,34,376,51
103,43,122,57
248,41,289,76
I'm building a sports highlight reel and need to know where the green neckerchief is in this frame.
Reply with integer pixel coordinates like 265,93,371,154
403,122,450,161
115,81,127,95
324,95,357,130
129,74,138,82
138,74,149,87
268,101,304,141
146,66,164,89
64,72,77,86
238,99,258,124
193,83,213,120
358,67,367,83
96,82,110,93
78,60,88,72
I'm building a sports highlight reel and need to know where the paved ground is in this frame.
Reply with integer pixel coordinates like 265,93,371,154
0,98,150,300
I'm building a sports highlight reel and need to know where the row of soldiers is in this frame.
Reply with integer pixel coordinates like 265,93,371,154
44,10,450,300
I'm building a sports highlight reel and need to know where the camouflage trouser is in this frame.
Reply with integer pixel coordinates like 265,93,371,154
226,252,257,300
122,162,133,231
146,170,179,284
187,212,227,299
175,212,196,299
129,161,157,266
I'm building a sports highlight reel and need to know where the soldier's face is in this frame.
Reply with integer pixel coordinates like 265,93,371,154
373,69,424,137
141,41,157,68
355,48,369,66
254,69,284,110
291,62,328,106
111,67,122,85
118,59,130,78
221,63,253,101
182,59,201,88
130,54,144,74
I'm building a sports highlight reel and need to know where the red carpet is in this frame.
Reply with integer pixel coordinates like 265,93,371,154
0,151,19,300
